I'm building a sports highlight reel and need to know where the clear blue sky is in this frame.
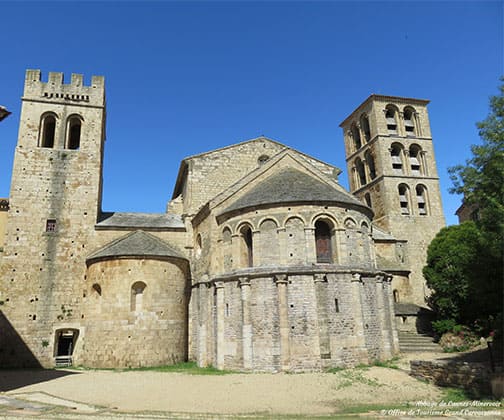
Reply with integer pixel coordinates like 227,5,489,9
1,1,502,226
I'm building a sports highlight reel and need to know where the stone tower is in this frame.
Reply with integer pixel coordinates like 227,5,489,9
0,70,105,366
340,95,445,305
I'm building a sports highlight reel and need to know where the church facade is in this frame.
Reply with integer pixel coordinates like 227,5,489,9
0,70,445,371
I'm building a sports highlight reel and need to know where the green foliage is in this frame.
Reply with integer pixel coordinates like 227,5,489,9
432,319,457,335
371,357,400,369
423,222,481,322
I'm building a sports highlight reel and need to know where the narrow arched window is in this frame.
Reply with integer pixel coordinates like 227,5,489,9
403,107,416,135
393,289,400,303
390,143,404,174
315,220,333,263
40,114,56,148
355,157,366,187
240,226,253,267
351,123,362,151
416,185,428,215
66,116,82,150
131,281,146,312
385,106,398,134
409,145,422,175
398,184,410,215
364,151,376,180
360,114,371,142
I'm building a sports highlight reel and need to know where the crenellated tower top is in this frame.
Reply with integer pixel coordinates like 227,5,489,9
23,69,105,107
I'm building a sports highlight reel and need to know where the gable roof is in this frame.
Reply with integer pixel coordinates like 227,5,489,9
172,136,341,199
86,230,187,265
214,167,371,224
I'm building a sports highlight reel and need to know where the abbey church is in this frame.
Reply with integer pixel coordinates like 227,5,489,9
0,70,445,371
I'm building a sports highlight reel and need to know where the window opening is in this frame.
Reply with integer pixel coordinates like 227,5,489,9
41,115,56,148
258,155,270,165
409,146,422,175
390,144,403,174
351,123,361,151
393,290,399,303
355,158,366,187
416,185,428,215
404,108,416,135
131,281,146,312
241,226,253,267
92,283,102,296
360,114,371,142
46,219,57,232
334,298,340,313
365,151,376,180
315,220,333,263
398,185,410,215
67,117,81,150
385,107,397,134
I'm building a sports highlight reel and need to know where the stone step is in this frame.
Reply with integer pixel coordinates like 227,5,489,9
398,332,442,353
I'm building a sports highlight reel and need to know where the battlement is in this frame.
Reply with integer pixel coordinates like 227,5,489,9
23,69,105,107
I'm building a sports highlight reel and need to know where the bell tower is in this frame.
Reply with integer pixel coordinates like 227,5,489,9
340,95,445,306
0,70,106,367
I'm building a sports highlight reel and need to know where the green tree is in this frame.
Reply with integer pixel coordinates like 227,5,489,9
423,222,481,322
425,80,503,327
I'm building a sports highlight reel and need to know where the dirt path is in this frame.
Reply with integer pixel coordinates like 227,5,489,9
1,366,441,417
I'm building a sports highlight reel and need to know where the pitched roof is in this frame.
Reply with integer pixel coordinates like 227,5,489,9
376,255,409,273
96,212,184,230
219,167,367,218
86,230,187,264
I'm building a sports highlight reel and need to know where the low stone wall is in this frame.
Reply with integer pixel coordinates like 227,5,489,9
410,360,493,397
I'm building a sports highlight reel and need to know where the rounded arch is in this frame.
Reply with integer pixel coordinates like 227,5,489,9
310,213,338,229
221,226,232,243
344,217,357,229
398,183,411,215
403,106,417,135
351,122,362,151
258,217,280,229
360,113,371,142
385,104,399,134
415,183,429,215
284,215,306,228
235,220,255,235
409,143,423,175
39,112,58,148
237,223,254,267
314,219,334,263
354,157,367,187
360,221,370,232
390,142,406,174
195,233,203,257
131,281,147,312
364,150,377,180
65,114,83,150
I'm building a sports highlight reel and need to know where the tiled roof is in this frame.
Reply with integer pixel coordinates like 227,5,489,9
86,230,186,263
220,168,366,216
96,212,184,230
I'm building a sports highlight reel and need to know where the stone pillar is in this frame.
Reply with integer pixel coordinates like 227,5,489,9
275,274,290,371
385,275,400,354
375,275,392,359
304,227,316,264
239,276,252,370
215,281,225,370
197,283,208,367
231,234,241,269
277,227,287,265
314,273,330,360
351,273,368,363
335,228,345,264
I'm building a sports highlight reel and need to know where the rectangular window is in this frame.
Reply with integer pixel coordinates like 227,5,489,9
46,219,57,232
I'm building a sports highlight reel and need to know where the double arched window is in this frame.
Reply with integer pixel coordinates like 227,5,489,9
38,113,83,150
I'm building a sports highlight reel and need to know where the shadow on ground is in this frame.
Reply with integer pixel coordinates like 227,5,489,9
0,369,80,392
